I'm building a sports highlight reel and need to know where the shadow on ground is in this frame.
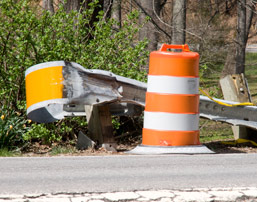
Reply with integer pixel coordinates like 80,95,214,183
204,141,257,154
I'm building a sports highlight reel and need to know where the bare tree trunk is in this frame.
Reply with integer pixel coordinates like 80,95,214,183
235,0,255,74
172,0,186,44
103,0,112,20
222,0,254,77
235,0,246,74
222,44,237,76
245,0,255,42
111,0,121,29
137,0,160,71
43,0,54,13
63,0,81,12
102,0,121,29
139,0,160,53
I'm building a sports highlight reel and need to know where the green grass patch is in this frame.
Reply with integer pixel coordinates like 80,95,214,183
50,145,76,156
246,52,257,62
199,119,234,143
245,53,257,103
245,53,257,76
0,148,21,157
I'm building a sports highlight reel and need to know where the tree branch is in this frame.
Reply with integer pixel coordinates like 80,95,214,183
151,0,203,41
132,0,171,39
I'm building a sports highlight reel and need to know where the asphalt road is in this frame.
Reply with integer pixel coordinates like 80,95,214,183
0,153,257,195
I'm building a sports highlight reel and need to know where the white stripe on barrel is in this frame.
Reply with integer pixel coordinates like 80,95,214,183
143,111,199,131
147,75,199,94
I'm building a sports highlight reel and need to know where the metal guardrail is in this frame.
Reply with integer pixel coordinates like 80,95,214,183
27,62,257,129
200,96,257,130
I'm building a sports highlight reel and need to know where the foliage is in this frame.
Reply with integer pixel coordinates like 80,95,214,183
23,124,61,145
199,63,209,81
0,105,30,149
0,0,147,107
83,11,148,81
0,148,21,157
23,117,87,145
0,0,148,148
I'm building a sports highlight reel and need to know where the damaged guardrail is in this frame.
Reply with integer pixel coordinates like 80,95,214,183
25,61,257,130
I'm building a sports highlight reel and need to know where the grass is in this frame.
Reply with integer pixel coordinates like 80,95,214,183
50,145,77,156
245,53,257,103
0,145,77,157
199,119,234,143
0,148,21,157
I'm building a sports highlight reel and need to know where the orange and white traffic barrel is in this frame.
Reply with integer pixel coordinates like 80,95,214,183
129,44,213,154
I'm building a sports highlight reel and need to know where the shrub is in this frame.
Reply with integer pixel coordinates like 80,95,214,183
0,0,148,147
0,105,30,149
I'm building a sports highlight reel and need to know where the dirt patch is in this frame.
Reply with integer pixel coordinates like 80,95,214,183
20,138,257,157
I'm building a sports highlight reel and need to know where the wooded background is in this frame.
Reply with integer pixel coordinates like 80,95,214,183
42,0,257,75
1,0,257,150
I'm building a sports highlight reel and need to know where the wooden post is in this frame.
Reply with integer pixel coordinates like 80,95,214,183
220,74,254,140
85,105,117,151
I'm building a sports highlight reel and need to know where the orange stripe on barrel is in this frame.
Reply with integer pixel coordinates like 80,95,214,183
142,128,200,146
145,92,199,114
149,52,199,77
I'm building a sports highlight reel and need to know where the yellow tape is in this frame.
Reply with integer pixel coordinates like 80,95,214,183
221,139,257,147
199,88,254,107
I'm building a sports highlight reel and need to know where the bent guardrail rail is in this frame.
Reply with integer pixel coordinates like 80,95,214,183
25,61,146,123
25,61,257,130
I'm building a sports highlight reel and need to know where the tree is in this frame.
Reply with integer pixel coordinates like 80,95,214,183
138,0,161,53
235,0,254,74
62,0,82,12
43,0,54,13
172,0,187,44
103,0,121,28
236,0,247,74
222,0,255,76
111,0,121,29
103,0,112,20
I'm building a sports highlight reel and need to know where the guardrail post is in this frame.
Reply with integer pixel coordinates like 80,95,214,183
220,74,256,140
85,105,117,151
